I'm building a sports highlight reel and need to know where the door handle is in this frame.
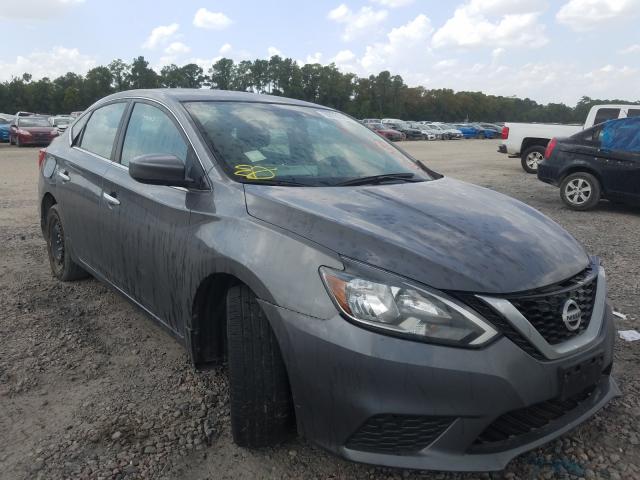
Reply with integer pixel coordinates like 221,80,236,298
58,170,70,182
103,192,120,206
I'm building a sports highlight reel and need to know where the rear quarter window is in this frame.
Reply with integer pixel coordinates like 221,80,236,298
593,108,621,125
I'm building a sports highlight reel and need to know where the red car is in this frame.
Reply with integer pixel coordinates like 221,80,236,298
367,122,405,142
9,116,59,147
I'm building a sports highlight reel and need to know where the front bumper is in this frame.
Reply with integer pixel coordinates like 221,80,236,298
260,275,618,472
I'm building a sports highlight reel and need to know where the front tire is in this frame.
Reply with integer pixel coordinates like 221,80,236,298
46,205,89,281
226,284,294,447
560,172,601,211
521,146,545,174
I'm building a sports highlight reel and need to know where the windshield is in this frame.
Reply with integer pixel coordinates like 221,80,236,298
184,101,432,187
18,117,50,127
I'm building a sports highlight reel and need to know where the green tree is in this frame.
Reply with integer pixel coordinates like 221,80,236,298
128,56,158,89
209,58,234,90
108,59,130,91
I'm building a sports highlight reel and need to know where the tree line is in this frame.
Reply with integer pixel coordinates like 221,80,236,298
0,55,637,123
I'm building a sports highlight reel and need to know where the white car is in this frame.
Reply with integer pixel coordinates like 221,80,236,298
423,122,463,140
500,104,640,173
408,122,438,140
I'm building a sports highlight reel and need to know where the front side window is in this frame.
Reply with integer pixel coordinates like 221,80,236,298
80,103,127,159
627,109,640,118
121,103,188,167
184,101,432,186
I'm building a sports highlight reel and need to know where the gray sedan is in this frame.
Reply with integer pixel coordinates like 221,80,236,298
38,89,618,472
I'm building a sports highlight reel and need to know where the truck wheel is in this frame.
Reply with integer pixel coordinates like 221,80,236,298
560,172,601,211
521,146,545,174
46,205,89,281
226,284,294,447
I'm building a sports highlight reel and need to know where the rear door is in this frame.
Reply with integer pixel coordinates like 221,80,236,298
597,119,640,200
101,100,207,332
58,102,128,274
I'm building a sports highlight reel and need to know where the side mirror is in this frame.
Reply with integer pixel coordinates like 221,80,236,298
128,154,192,188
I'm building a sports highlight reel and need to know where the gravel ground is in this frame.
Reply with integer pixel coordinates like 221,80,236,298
0,139,638,480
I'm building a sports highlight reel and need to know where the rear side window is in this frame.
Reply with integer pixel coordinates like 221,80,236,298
593,108,621,125
601,118,640,153
121,103,188,167
627,109,640,118
80,103,127,159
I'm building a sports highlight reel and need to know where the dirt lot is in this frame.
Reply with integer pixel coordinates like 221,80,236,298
1,140,639,480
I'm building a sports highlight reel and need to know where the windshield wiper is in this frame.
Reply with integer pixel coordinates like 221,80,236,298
334,173,419,187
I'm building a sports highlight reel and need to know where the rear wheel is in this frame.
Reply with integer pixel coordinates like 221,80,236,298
520,146,545,174
46,205,89,281
226,284,294,447
560,172,601,211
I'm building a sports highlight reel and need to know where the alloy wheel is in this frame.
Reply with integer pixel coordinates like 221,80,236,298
564,178,592,206
526,151,543,170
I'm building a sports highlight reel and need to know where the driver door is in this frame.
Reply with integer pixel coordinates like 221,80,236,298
101,101,203,332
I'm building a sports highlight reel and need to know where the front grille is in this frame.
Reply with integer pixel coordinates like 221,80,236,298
508,267,597,345
346,414,454,454
471,386,596,450
454,266,598,360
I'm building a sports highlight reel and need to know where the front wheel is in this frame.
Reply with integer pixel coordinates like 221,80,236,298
226,284,295,447
520,146,545,174
560,172,601,211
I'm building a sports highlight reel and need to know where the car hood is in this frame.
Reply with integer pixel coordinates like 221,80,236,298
244,178,590,294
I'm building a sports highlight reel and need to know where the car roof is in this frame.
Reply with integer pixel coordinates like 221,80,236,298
94,89,330,111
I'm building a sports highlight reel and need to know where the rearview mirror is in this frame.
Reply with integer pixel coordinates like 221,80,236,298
128,154,192,188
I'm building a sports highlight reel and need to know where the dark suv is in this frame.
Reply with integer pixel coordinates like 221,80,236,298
38,89,618,472
538,117,640,210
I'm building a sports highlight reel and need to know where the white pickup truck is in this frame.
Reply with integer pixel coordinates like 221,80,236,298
498,104,640,173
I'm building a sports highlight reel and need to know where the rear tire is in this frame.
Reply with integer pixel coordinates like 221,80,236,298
521,146,545,174
560,172,601,211
46,205,89,281
226,284,294,447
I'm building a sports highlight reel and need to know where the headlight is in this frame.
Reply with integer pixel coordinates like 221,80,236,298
320,266,498,347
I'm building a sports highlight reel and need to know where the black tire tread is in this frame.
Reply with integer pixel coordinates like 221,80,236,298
226,284,294,447
46,205,89,281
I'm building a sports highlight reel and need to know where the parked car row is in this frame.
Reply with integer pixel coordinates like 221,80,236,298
361,118,502,142
1,111,80,146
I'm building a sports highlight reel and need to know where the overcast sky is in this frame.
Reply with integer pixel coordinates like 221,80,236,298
2,0,639,106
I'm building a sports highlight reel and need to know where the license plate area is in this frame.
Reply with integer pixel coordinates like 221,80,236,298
558,353,604,400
